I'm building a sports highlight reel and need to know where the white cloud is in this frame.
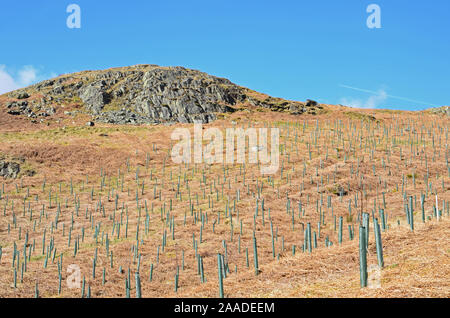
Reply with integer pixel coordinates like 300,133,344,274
0,65,20,94
0,65,55,95
340,89,388,109
18,65,38,86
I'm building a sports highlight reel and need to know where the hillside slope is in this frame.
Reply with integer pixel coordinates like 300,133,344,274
174,217,450,298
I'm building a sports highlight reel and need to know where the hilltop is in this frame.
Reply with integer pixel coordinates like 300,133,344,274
0,64,323,126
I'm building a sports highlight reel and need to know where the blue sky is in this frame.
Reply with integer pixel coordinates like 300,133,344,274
0,0,449,110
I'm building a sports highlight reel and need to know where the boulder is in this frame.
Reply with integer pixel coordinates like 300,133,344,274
306,99,318,107
79,84,109,114
0,161,20,179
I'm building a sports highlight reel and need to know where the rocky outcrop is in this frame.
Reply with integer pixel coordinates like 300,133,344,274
8,90,30,99
6,100,55,119
1,64,321,125
429,106,449,116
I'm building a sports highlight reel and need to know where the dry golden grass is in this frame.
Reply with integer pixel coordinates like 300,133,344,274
174,218,450,298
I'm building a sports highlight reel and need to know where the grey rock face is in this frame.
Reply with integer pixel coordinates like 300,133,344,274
0,161,20,179
79,84,109,114
101,66,243,123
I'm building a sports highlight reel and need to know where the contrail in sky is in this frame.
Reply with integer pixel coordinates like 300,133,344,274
339,84,440,108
